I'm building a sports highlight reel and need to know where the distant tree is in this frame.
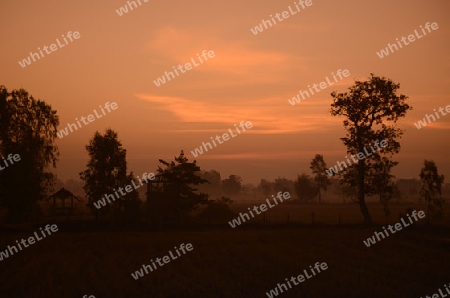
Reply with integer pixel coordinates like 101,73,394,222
330,73,411,226
295,174,319,203
258,179,273,197
310,154,330,204
198,169,221,195
203,170,221,187
273,177,294,195
79,129,138,221
419,160,445,223
0,86,59,222
157,150,209,215
222,174,242,196
241,183,256,197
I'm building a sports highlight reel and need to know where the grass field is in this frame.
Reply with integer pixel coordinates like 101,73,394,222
0,204,449,297
229,202,450,226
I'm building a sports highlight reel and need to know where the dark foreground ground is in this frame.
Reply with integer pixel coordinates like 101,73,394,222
0,221,449,298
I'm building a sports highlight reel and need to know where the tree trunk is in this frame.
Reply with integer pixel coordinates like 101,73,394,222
358,159,372,226
359,194,372,226
95,206,99,221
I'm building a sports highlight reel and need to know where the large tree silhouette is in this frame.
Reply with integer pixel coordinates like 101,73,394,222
330,74,411,226
157,150,209,215
79,129,139,221
0,86,59,222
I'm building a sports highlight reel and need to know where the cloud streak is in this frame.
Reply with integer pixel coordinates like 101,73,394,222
136,94,339,134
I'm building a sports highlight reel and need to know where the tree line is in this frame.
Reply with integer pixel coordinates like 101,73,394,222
0,75,446,225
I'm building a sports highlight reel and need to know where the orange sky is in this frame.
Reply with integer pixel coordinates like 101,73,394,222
1,0,449,184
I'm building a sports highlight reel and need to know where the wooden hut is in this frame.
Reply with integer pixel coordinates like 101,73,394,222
48,187,82,219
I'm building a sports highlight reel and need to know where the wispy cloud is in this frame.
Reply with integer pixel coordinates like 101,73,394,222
146,26,307,87
136,94,339,134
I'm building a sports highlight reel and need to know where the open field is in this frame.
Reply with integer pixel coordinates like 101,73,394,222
0,204,449,297
228,202,450,226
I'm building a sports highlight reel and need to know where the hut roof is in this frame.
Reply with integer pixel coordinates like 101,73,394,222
48,187,82,202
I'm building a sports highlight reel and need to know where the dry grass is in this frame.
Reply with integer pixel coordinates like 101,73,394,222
0,204,449,297
230,202,450,226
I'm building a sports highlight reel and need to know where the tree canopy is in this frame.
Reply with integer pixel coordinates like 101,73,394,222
330,74,411,225
222,174,242,196
0,85,59,222
79,129,139,221
157,150,209,214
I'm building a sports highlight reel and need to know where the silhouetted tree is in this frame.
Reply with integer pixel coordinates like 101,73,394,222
198,169,221,195
157,150,209,215
0,86,59,222
330,74,411,226
420,160,445,223
222,174,242,196
203,170,221,186
79,129,138,221
273,177,295,195
295,174,319,202
310,154,330,204
257,179,273,197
